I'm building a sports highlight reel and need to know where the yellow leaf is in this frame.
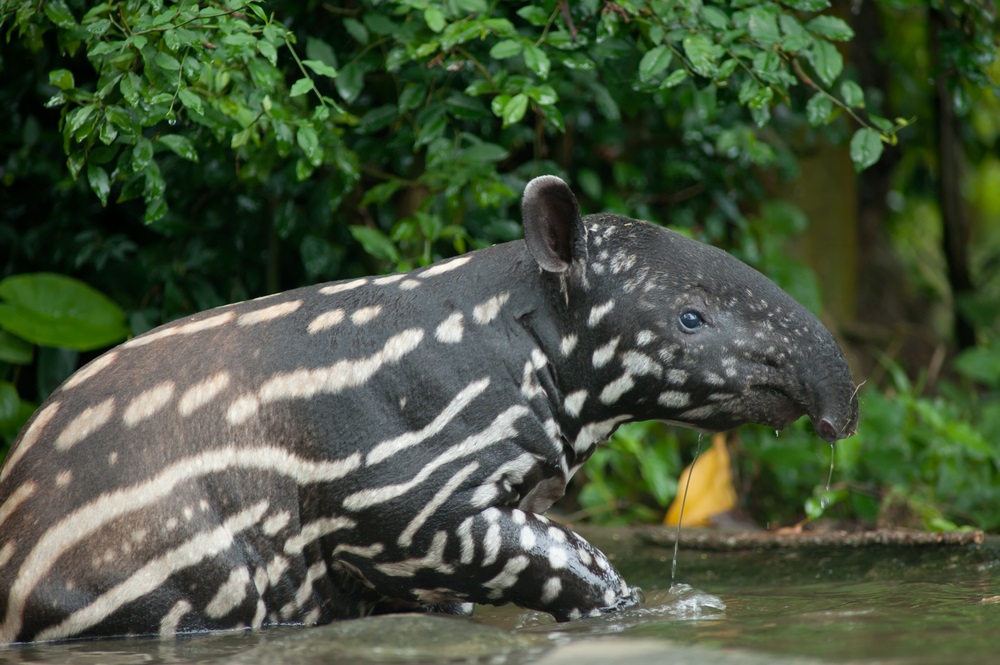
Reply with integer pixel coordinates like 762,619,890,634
664,433,738,526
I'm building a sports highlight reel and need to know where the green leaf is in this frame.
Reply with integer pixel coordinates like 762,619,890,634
290,77,315,97
132,137,154,172
120,73,141,106
806,15,854,42
747,9,781,47
840,80,864,108
335,63,364,104
350,226,400,263
639,44,672,83
297,125,322,166
783,0,830,9
850,128,884,172
0,330,33,365
489,39,523,59
306,37,338,69
0,381,17,424
807,39,843,86
424,6,446,33
157,134,198,162
0,273,128,351
87,164,110,206
701,6,730,30
303,59,338,78
49,69,75,91
683,33,719,77
178,88,204,115
522,43,551,79
805,92,834,125
501,92,529,127
516,6,549,26
661,69,688,88
344,18,369,44
258,39,278,66
154,51,181,71
43,0,77,28
460,142,508,164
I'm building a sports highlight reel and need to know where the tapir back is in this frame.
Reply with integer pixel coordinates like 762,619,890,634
0,242,579,642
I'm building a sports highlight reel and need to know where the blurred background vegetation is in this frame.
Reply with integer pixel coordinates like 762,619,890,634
1,0,998,532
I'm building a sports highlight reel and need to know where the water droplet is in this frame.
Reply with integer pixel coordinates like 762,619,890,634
774,429,780,438
671,433,706,587
168,117,177,126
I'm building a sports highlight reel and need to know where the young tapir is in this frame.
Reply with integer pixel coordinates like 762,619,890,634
0,175,859,643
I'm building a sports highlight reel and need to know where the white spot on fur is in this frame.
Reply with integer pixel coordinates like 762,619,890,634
484,555,529,594
307,309,345,334
658,391,691,409
123,381,175,426
635,330,656,346
178,372,231,416
63,352,118,391
55,470,72,487
372,274,405,286
399,279,421,290
548,546,568,569
560,334,578,357
259,329,425,403
284,516,356,555
55,397,115,450
238,300,303,326
588,300,615,327
592,337,620,369
350,305,382,325
564,390,587,418
599,374,635,404
159,600,192,638
541,577,562,604
124,312,235,348
205,567,250,619
262,511,291,536
226,394,260,425
0,482,35,532
319,279,367,295
421,255,472,278
572,415,630,453
473,293,510,325
434,311,464,344
1,402,60,480
621,351,661,377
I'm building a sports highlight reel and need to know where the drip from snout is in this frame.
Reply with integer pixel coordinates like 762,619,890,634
812,390,860,443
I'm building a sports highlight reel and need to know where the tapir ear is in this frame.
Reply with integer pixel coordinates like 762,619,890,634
521,175,585,273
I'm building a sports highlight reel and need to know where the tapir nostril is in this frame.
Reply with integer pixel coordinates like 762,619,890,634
816,417,839,443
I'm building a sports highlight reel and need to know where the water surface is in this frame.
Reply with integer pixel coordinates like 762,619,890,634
2,529,996,664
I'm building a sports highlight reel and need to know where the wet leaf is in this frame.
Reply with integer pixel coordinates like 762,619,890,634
0,273,128,351
639,44,672,83
87,164,110,206
158,134,198,162
501,92,528,127
806,92,833,125
850,127,883,172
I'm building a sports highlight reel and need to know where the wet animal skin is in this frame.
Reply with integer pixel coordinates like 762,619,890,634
0,176,859,643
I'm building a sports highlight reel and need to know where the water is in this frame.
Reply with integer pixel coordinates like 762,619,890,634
1,531,996,664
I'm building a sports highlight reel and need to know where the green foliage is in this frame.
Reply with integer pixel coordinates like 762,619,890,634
576,422,683,525
0,274,128,445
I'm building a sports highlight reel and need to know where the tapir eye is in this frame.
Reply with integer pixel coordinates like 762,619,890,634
679,310,705,331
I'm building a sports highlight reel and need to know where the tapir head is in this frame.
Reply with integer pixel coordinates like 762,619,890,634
522,175,859,443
